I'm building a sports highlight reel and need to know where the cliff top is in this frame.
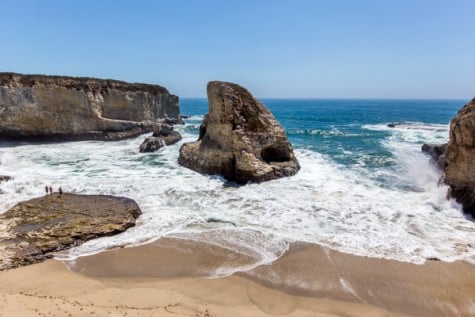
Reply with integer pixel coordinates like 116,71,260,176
0,72,170,95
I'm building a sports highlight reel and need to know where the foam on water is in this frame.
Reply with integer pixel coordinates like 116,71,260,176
0,119,474,275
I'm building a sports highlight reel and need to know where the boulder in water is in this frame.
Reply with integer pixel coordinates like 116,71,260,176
139,123,181,152
178,81,300,184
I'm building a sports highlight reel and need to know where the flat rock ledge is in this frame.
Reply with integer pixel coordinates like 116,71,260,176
178,81,300,184
0,193,141,270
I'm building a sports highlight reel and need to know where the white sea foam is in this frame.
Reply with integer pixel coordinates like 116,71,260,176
0,121,474,274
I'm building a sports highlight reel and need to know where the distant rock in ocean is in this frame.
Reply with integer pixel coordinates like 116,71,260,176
0,193,141,270
444,97,475,217
139,123,181,152
0,72,181,141
178,81,300,184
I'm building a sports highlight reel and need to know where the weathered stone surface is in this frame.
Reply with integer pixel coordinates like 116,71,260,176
443,98,475,217
139,137,166,153
0,193,141,270
0,72,181,141
421,143,447,169
178,81,300,184
139,123,181,152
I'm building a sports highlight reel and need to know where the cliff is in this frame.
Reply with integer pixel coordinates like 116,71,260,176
444,97,475,217
0,72,180,140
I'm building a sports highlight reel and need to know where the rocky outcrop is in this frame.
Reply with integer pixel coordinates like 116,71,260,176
139,123,181,152
178,81,300,184
444,97,475,217
0,72,181,141
0,193,141,270
421,143,447,169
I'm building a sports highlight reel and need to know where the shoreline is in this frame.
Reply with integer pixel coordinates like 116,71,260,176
1,238,474,316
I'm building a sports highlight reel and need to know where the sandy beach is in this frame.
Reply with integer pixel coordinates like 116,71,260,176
1,238,474,317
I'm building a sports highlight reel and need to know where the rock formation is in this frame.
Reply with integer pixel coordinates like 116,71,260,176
0,175,11,182
0,72,181,141
0,193,141,270
0,175,11,194
139,123,182,152
421,143,447,170
444,97,475,217
178,81,300,184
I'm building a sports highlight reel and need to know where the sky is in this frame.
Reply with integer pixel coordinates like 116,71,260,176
0,0,474,99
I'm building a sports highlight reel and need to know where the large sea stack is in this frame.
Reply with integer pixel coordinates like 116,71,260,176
444,97,475,217
0,72,180,140
178,81,300,184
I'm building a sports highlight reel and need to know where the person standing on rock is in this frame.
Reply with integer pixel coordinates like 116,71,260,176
58,186,63,196
45,185,49,195
49,185,53,194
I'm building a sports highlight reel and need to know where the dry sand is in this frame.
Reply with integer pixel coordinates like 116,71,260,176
0,238,474,317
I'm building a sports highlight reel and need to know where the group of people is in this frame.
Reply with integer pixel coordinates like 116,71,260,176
45,185,63,196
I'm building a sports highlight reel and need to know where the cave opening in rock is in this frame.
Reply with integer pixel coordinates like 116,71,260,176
261,145,291,163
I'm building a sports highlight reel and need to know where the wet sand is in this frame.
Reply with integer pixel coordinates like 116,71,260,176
0,238,474,317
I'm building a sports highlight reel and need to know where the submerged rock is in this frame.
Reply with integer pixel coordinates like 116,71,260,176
0,175,11,182
139,123,181,152
444,97,475,217
0,72,181,141
0,193,141,270
421,143,447,169
178,81,300,184
0,175,10,194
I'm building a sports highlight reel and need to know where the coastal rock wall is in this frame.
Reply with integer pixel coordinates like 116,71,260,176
444,97,475,216
0,73,180,140
179,81,300,184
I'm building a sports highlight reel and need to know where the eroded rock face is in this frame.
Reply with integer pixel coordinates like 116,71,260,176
139,123,182,152
178,81,300,184
422,143,447,169
0,193,141,270
445,98,475,217
0,72,180,141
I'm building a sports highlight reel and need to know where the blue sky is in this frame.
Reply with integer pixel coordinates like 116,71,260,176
0,0,474,98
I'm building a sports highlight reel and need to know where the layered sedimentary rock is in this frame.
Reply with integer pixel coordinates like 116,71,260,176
0,72,180,140
178,81,300,184
0,193,141,270
444,98,475,217
139,123,182,152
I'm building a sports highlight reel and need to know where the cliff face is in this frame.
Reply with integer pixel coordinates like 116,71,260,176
445,97,475,217
0,73,180,140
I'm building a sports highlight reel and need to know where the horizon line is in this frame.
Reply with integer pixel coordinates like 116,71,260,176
180,96,470,101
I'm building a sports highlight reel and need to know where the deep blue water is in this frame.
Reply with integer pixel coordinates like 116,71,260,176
180,98,462,171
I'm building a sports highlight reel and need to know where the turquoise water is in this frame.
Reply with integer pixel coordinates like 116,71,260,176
182,98,461,189
1,98,474,268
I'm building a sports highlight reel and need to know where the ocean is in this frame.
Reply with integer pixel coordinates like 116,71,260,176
1,98,474,275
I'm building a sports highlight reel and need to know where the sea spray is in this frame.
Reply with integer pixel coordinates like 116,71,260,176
1,99,474,270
